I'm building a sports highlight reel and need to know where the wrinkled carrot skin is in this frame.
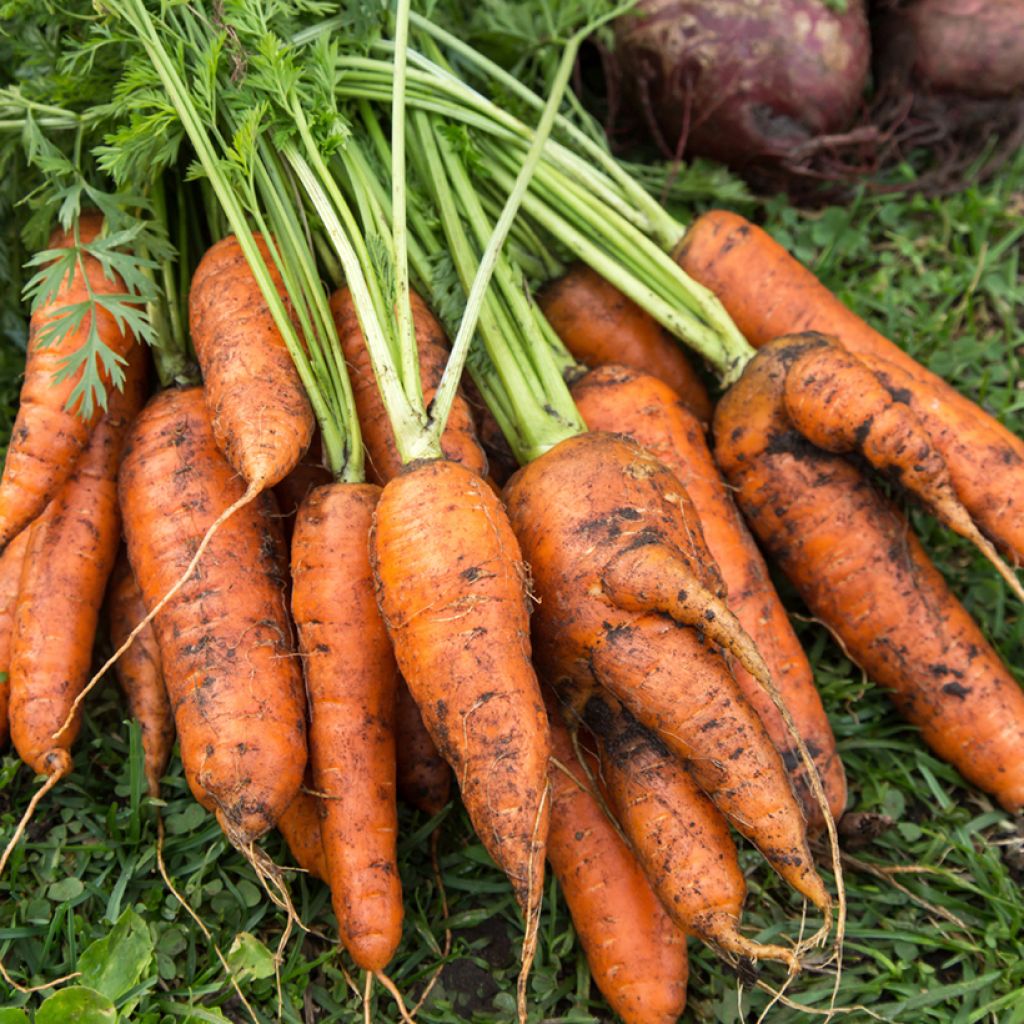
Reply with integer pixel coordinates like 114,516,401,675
504,432,826,909
0,530,32,748
330,287,488,485
372,459,550,918
120,387,307,842
189,234,315,490
714,335,1024,812
0,214,136,550
10,347,147,779
277,786,328,882
394,680,451,815
584,692,797,967
292,483,402,970
539,263,713,423
108,551,174,797
677,209,1024,561
546,694,688,1024
572,364,846,828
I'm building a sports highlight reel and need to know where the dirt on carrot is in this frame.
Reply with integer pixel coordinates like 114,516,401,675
714,334,1024,812
503,430,828,912
571,363,847,827
119,386,307,844
676,209,1024,563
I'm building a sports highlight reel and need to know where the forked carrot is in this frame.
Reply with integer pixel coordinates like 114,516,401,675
504,431,829,913
714,335,1024,811
677,209,1024,564
571,363,847,827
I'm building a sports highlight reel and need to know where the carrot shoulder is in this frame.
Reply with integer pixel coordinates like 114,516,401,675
0,215,136,550
539,263,712,423
292,482,402,971
677,209,1024,562
119,386,307,843
546,695,688,1024
108,550,175,798
714,336,1024,812
571,364,846,827
9,344,147,779
189,234,315,491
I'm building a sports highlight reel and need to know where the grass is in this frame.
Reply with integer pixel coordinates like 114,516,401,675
0,154,1022,1024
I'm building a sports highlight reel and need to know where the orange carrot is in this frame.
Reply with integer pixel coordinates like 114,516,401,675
571,363,847,828
9,344,147,781
371,460,550,962
714,334,1024,811
108,550,174,798
677,209,1024,562
277,785,329,883
119,387,306,844
292,482,402,971
0,530,32,749
189,234,315,491
546,692,688,1024
0,215,136,549
540,263,713,423
330,287,488,485
394,680,451,816
273,435,332,543
583,690,800,969
503,431,828,912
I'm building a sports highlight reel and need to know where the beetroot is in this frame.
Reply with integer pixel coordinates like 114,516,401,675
876,0,1024,99
613,0,871,168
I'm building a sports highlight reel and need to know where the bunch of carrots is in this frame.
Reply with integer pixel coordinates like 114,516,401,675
0,2,1022,1022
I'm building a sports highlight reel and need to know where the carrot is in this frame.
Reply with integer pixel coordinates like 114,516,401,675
503,430,828,912
582,690,801,969
0,215,136,550
292,482,402,971
714,334,1024,811
119,386,307,844
676,209,1024,563
329,287,487,485
371,460,550,958
0,531,32,749
394,680,451,816
108,550,174,798
545,692,688,1024
189,234,315,491
7,343,146,787
272,435,332,543
277,785,328,883
778,337,1024,602
332,287,485,815
540,263,713,423
571,364,847,828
